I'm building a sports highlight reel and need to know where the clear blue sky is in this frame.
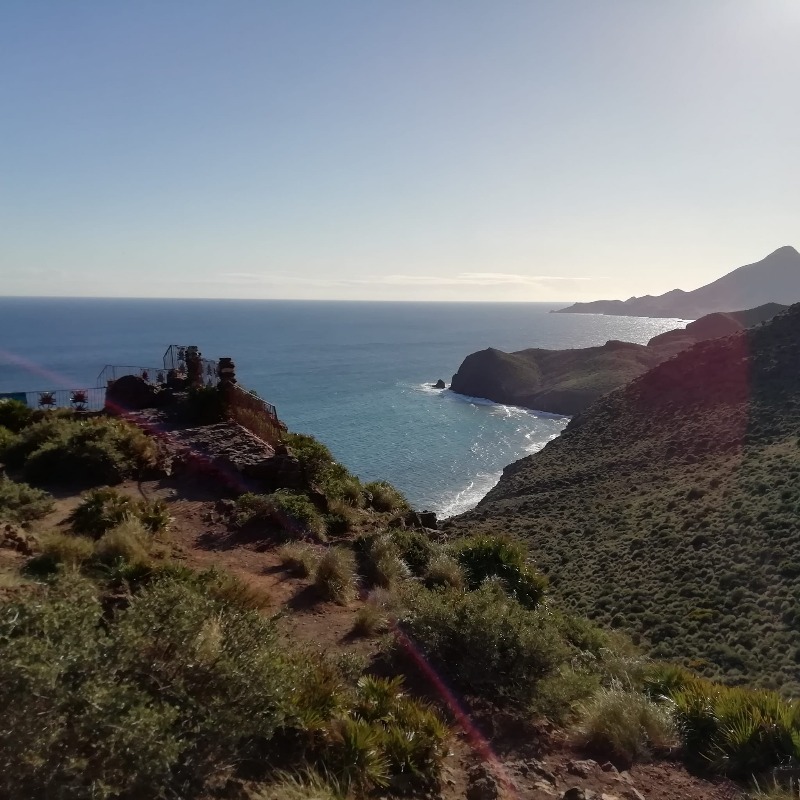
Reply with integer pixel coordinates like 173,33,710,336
1,1,798,301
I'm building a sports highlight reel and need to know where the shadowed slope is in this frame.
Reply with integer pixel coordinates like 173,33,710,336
447,303,800,692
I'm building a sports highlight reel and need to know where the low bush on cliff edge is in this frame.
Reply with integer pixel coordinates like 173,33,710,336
363,481,409,513
0,572,296,799
4,416,157,487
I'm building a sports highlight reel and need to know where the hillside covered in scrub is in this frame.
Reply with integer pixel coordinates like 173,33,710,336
0,386,798,799
448,302,800,693
450,302,784,415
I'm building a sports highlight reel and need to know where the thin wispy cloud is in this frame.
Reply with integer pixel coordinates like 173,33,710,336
214,272,602,288
376,273,600,286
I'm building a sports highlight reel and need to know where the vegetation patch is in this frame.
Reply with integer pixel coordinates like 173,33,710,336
314,547,358,604
0,476,53,523
3,415,157,487
574,683,678,764
454,534,547,609
235,491,327,540
448,306,800,691
363,481,409,513
70,487,170,537
398,583,568,707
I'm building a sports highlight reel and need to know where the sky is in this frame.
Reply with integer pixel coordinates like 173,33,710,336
1,1,798,302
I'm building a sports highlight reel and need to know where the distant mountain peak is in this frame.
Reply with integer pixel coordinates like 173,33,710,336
554,246,800,319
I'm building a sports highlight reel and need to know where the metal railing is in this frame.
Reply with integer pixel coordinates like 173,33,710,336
225,384,283,446
0,387,107,412
162,345,217,383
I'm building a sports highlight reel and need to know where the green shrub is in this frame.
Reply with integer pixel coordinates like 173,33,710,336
0,572,297,799
162,565,272,611
363,533,410,588
0,476,53,522
399,584,567,707
363,481,409,513
39,531,95,567
236,491,326,540
574,684,678,763
251,772,343,800
70,488,170,538
315,548,357,604
388,529,436,576
0,425,18,458
352,602,390,637
284,432,367,511
0,399,33,432
532,666,602,723
328,475,364,508
278,542,320,577
285,433,337,482
424,553,464,589
454,534,547,609
7,416,157,487
183,386,224,424
324,498,358,535
94,518,152,567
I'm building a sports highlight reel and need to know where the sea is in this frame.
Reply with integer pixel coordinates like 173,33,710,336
0,298,686,517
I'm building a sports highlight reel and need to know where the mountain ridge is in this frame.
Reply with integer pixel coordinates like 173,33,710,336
555,246,800,318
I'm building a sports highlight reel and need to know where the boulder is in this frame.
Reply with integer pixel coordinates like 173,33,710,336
105,375,163,411
433,378,446,389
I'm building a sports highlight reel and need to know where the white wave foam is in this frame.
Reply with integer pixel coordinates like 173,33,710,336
410,381,447,395
435,470,502,519
445,389,570,420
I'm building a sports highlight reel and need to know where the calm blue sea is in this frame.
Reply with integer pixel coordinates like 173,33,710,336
0,299,685,516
